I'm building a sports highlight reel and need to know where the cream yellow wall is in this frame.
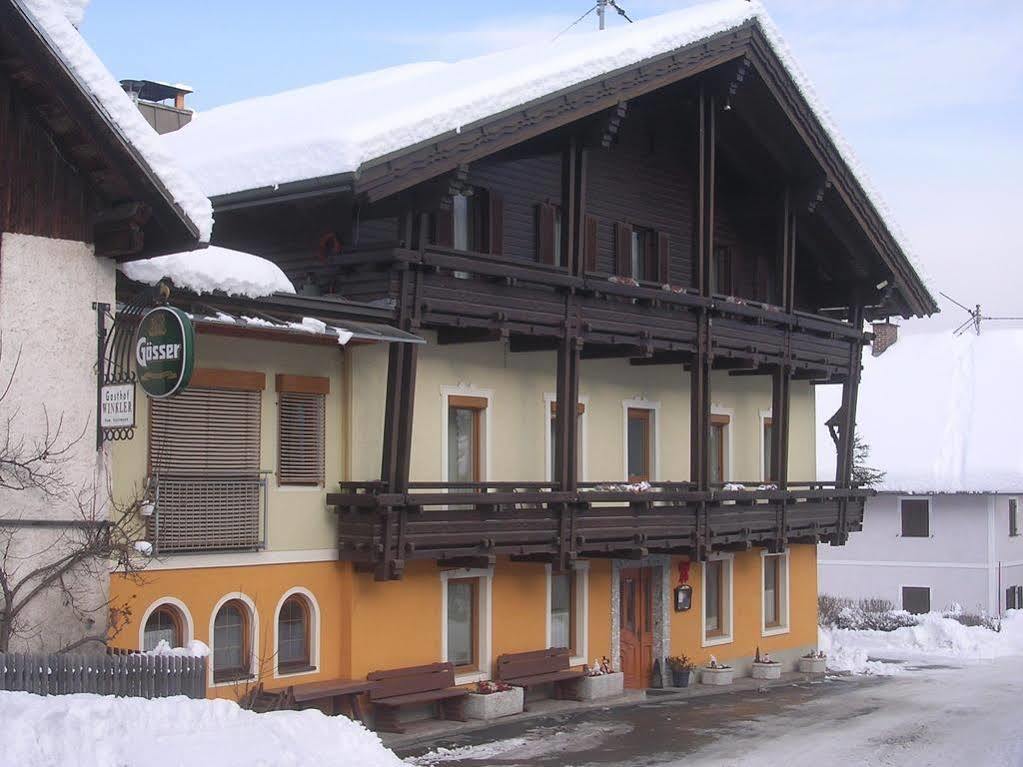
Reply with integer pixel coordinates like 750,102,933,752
113,332,345,551
669,544,818,664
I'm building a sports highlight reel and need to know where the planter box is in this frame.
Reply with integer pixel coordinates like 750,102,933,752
576,672,624,701
464,687,524,720
700,667,734,686
670,669,693,688
799,657,828,674
751,662,782,680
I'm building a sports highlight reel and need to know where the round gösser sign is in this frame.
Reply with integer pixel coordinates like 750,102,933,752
134,306,195,398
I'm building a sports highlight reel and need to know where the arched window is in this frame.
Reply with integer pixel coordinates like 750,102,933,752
213,600,251,682
143,605,183,650
277,595,310,671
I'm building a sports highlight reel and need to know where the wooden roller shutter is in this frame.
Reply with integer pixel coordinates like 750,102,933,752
658,232,671,285
615,221,633,277
583,214,598,272
536,203,556,265
488,190,504,256
278,391,326,486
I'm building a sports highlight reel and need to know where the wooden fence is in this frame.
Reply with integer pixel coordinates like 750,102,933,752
0,652,206,699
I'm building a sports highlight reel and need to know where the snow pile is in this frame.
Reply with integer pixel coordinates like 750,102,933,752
121,246,295,298
820,610,1023,675
144,639,210,657
0,691,405,767
21,0,212,241
816,329,1023,493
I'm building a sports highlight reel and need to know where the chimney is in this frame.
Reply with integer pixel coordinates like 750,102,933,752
120,80,194,134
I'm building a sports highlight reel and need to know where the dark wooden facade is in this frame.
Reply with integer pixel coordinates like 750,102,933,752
206,20,934,579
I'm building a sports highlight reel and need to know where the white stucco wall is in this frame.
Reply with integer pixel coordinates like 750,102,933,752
0,232,116,651
818,492,1023,615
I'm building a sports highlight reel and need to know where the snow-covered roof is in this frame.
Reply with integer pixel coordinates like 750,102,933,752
816,329,1023,494
120,246,294,298
18,0,213,242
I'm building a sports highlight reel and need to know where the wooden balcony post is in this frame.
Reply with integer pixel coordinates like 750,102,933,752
566,136,587,277
770,185,796,489
554,333,581,492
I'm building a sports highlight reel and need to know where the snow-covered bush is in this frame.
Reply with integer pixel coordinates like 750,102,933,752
818,594,918,631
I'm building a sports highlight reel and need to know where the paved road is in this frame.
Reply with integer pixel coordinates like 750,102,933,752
404,658,1023,767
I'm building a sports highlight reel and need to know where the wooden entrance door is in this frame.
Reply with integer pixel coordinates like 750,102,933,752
619,567,654,689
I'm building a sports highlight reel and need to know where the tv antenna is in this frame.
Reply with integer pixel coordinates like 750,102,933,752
940,292,1023,336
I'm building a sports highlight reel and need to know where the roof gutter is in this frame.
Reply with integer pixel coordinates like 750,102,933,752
211,173,355,212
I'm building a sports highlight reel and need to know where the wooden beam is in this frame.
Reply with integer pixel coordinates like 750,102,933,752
437,327,505,345
509,336,561,353
437,555,496,569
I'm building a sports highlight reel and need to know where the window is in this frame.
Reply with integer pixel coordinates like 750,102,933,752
762,551,789,634
550,571,575,653
276,375,328,487
1006,586,1022,611
536,203,564,267
709,414,730,485
627,408,653,483
711,246,733,295
1011,499,1019,537
614,223,668,282
446,578,479,671
703,557,732,645
548,401,584,482
143,605,183,650
213,600,251,682
277,595,311,671
902,586,931,614
430,189,503,255
448,396,486,485
762,416,774,482
900,498,930,537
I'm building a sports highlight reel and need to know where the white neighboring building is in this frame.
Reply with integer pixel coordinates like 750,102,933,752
816,329,1023,616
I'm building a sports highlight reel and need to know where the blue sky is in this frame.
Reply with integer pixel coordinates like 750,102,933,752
82,1,1022,330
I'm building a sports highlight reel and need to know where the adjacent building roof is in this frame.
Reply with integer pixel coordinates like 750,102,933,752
816,329,1023,494
11,0,213,243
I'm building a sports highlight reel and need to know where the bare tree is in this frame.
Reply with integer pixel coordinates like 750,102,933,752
0,340,150,653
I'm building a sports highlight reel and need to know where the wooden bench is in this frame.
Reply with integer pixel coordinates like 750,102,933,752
495,648,584,707
368,662,468,733
286,678,378,723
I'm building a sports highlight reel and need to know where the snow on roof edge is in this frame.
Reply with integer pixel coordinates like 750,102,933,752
18,0,213,243
120,246,294,299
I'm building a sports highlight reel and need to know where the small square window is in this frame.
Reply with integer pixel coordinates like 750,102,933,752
902,586,930,614
900,499,929,537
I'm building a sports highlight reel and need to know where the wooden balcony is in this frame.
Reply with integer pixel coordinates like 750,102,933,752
327,481,869,576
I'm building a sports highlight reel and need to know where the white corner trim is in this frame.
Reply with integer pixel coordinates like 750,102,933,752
440,385,494,484
701,554,734,648
544,561,590,666
208,591,260,689
760,549,791,637
271,586,322,679
542,392,590,483
621,397,661,481
711,403,735,482
758,408,773,483
137,596,194,650
440,567,494,683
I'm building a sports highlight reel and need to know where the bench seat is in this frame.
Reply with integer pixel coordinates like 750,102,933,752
373,687,467,708
503,669,584,688
495,648,585,708
368,662,468,733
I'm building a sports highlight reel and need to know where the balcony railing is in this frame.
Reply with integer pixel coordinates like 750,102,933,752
328,480,870,574
147,473,269,554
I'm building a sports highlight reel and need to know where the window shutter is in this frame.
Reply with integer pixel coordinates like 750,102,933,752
278,391,326,486
615,222,633,277
536,203,556,265
658,232,671,285
488,190,504,256
434,208,454,248
583,214,598,272
643,231,657,282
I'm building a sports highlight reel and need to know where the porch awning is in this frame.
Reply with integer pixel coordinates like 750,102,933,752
187,307,424,346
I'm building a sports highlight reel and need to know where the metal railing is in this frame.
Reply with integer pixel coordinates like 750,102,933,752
148,472,269,554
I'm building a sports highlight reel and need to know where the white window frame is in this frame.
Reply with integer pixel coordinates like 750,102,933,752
621,398,661,482
701,554,734,647
272,586,322,679
760,549,791,637
898,496,932,538
208,591,259,688
440,567,494,685
542,392,589,483
710,403,734,484
440,385,493,487
138,596,194,651
759,408,773,483
544,561,589,667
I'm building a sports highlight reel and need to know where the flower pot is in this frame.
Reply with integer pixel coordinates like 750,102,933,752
671,669,692,688
464,686,524,720
751,662,781,680
799,657,827,675
700,666,733,686
576,672,624,701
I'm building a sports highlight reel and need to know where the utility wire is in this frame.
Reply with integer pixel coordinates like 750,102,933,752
552,4,598,41
608,0,633,23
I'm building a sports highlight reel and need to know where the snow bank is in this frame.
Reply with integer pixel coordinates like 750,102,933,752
0,691,405,767
121,246,295,298
820,610,1023,675
817,329,1023,493
21,0,213,242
